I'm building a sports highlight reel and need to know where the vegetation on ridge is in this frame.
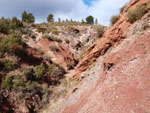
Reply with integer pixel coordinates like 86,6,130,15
128,3,150,23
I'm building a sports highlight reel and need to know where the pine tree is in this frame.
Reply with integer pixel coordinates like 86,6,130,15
66,19,69,22
58,18,61,23
47,14,54,22
22,11,35,23
27,13,35,23
81,19,85,24
22,11,28,22
95,18,98,25
86,15,94,24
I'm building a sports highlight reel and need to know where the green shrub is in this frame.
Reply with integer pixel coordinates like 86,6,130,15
0,17,23,34
37,26,47,33
23,68,34,80
48,64,65,79
13,75,25,90
128,3,150,23
0,34,27,57
2,75,14,89
34,64,45,79
2,75,25,90
49,45,59,52
42,35,62,42
51,29,59,35
66,62,73,70
1,59,15,71
110,15,120,25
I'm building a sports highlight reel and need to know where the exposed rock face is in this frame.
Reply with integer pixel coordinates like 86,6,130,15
53,0,150,113
74,0,150,78
38,39,78,70
26,25,98,70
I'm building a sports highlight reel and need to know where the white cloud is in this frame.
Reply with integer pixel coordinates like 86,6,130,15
87,0,130,25
0,0,130,25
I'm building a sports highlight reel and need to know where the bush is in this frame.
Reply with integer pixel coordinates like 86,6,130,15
2,75,14,89
0,34,27,57
23,68,34,80
36,26,47,33
2,74,25,90
49,45,59,52
110,15,120,25
66,62,73,70
13,75,25,90
42,35,62,42
128,3,150,23
48,64,65,79
34,64,45,79
0,17,23,34
95,25,105,37
51,29,59,35
1,59,15,71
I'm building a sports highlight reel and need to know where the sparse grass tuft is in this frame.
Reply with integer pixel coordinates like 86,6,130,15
95,25,105,37
42,35,62,42
110,15,120,25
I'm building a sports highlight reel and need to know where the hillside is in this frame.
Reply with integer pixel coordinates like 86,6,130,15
42,0,150,113
0,19,104,113
1,0,150,113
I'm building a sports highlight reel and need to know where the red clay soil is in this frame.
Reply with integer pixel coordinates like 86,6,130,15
74,0,150,79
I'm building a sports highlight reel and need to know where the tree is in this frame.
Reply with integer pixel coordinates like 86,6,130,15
95,18,98,25
58,18,61,23
66,19,69,22
11,17,23,30
81,19,85,24
27,13,35,23
22,11,28,22
70,19,73,22
21,11,35,23
86,15,94,24
47,14,54,22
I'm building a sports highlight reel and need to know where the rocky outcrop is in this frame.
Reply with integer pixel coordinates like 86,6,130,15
26,25,98,70
74,0,150,78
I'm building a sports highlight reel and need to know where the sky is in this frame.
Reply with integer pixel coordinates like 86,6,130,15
0,0,130,26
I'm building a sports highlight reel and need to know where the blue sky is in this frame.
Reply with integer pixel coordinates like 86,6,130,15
83,0,96,6
0,0,130,26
